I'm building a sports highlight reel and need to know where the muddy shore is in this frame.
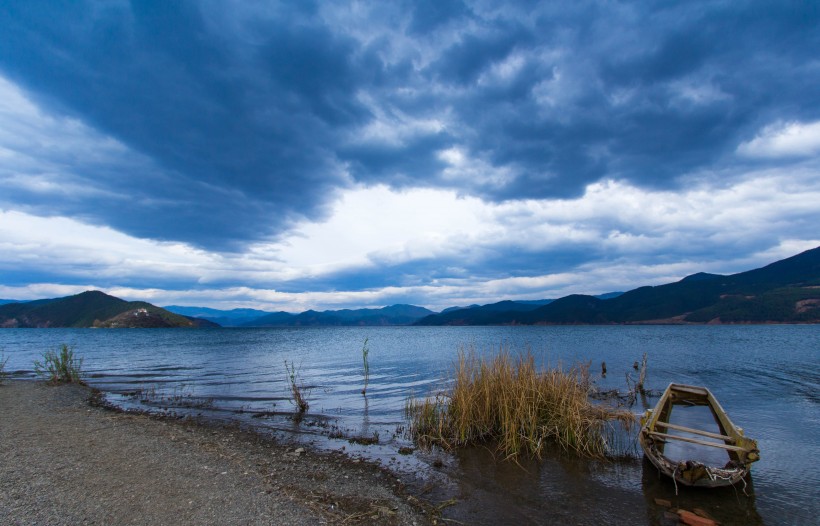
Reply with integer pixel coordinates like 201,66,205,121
0,380,431,525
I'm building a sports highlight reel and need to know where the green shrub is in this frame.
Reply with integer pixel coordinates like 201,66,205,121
34,344,84,384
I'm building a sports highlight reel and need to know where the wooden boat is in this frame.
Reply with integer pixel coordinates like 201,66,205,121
639,383,760,488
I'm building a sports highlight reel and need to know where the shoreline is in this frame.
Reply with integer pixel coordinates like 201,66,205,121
0,380,431,525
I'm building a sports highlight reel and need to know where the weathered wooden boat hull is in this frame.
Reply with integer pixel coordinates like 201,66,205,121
639,383,759,489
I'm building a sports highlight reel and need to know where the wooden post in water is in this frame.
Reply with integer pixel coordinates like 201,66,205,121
601,361,607,377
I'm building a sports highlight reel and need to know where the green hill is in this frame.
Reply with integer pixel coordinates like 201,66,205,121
0,291,218,328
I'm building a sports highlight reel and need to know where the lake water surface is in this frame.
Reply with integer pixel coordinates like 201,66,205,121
2,325,818,525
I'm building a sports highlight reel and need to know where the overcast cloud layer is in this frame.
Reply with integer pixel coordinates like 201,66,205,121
1,1,819,311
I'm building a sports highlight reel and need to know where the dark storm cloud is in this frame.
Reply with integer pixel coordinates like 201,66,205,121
407,0,471,35
1,1,818,251
0,1,364,249
429,28,524,86
337,1,820,201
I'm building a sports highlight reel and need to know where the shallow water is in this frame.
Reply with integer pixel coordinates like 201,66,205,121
1,325,818,525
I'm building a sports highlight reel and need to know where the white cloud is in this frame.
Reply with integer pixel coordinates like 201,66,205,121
477,51,527,87
269,184,490,269
0,75,136,202
0,210,214,280
437,147,515,189
3,165,819,311
737,120,820,159
351,92,447,147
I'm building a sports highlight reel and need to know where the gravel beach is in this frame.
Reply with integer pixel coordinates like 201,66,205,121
0,380,431,525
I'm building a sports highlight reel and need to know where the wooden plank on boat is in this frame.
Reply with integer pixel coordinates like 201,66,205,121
654,422,735,442
647,431,749,452
670,385,709,396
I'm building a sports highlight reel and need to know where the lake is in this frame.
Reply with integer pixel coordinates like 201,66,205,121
1,325,818,525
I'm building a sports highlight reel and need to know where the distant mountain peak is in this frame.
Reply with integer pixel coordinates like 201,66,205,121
0,290,217,329
680,272,723,282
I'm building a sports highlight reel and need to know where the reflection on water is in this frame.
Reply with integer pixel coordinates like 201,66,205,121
2,325,818,525
423,444,766,526
641,460,763,526
434,445,648,525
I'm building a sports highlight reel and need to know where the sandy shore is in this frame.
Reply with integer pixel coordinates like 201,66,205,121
0,380,430,525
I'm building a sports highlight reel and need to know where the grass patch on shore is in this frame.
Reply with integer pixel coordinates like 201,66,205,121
405,348,635,459
34,344,84,384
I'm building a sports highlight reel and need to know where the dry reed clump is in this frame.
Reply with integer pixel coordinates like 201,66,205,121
405,348,635,459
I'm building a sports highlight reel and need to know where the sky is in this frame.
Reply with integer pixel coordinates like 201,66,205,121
1,1,819,313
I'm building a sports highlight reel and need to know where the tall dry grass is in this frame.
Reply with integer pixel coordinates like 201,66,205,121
406,347,635,459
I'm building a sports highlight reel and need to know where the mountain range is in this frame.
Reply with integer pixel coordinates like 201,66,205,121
415,246,820,325
2,246,818,328
246,304,435,327
161,306,271,327
163,304,436,327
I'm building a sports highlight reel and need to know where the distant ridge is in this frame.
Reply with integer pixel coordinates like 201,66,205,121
163,304,436,327
245,304,435,327
415,247,820,325
416,293,622,326
0,291,218,328
163,305,272,327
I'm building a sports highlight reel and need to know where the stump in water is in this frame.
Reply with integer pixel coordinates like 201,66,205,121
636,353,648,395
